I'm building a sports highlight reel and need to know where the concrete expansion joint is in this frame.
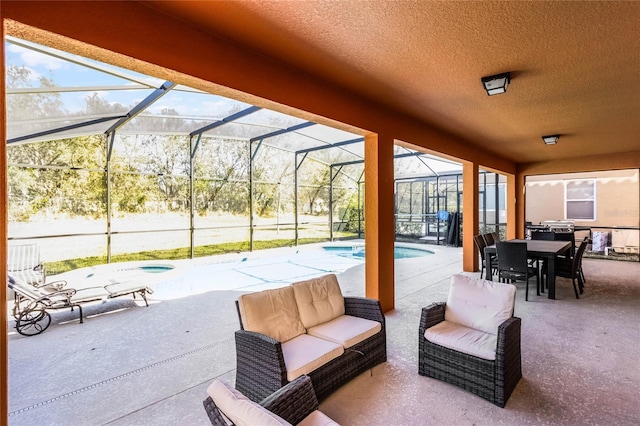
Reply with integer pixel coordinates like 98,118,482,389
8,337,234,417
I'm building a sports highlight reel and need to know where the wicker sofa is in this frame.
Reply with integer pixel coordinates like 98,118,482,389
234,274,386,402
418,274,522,408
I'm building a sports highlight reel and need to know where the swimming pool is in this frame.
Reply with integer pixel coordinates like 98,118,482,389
322,245,433,259
55,242,435,300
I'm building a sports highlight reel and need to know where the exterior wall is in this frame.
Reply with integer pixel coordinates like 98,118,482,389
515,153,640,239
525,169,639,228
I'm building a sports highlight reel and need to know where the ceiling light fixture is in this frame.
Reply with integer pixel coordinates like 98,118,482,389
481,72,510,96
542,135,560,145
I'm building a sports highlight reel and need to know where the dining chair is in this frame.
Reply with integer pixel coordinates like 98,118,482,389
531,231,555,241
482,232,495,246
529,231,556,289
553,231,576,261
496,241,540,301
474,234,498,280
473,234,488,279
553,237,589,299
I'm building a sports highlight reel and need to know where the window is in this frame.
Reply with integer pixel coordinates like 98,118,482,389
565,179,595,220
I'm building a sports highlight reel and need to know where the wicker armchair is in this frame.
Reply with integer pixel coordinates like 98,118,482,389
418,274,522,408
203,375,338,425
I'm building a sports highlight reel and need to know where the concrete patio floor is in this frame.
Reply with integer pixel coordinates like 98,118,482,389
7,245,640,425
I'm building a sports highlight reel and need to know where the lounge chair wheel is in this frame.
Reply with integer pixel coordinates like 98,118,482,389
16,305,52,336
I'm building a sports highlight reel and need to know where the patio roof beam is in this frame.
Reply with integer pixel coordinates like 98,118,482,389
249,121,315,143
104,81,176,135
294,137,364,155
7,115,125,145
189,105,261,137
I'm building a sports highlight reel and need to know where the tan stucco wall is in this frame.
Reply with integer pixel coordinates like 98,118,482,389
525,169,640,227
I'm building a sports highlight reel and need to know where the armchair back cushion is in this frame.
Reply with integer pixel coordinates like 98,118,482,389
444,274,516,335
238,286,306,342
292,274,345,329
207,380,290,426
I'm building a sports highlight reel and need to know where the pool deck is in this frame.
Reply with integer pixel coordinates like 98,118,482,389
7,241,449,425
48,241,430,301
7,244,640,425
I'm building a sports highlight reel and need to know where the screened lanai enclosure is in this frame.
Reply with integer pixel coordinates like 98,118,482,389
5,36,506,266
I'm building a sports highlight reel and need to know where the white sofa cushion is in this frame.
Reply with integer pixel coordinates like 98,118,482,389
292,274,345,329
206,380,291,426
424,320,498,361
281,334,344,382
237,286,306,343
444,274,516,336
307,314,381,348
297,410,341,426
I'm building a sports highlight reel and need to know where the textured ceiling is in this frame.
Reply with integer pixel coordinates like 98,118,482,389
144,1,640,164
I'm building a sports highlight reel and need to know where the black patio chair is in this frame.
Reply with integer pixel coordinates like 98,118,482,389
553,237,589,299
496,241,540,301
482,232,495,247
474,234,497,279
530,231,555,241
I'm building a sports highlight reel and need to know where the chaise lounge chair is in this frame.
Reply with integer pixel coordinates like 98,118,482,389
8,275,153,336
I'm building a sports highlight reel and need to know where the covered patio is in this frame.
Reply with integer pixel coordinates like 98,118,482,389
2,1,639,424
7,250,639,425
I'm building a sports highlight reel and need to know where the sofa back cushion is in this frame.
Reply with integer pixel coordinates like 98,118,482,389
237,286,306,342
444,274,516,336
207,380,291,426
292,274,345,329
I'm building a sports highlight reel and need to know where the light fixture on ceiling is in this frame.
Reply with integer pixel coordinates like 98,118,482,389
542,135,560,145
481,72,510,96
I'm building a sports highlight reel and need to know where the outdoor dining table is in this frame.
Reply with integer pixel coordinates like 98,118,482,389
484,239,572,300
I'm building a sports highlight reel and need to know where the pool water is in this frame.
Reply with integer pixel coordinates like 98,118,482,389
138,265,175,273
86,264,174,278
322,245,432,259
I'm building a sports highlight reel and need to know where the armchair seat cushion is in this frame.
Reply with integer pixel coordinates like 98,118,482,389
307,314,381,348
424,320,497,361
282,334,344,382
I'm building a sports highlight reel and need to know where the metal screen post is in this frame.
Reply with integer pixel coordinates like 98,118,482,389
189,134,202,258
329,165,334,242
105,131,116,263
249,141,255,251
294,153,299,246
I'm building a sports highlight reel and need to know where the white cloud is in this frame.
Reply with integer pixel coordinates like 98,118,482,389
8,44,67,70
